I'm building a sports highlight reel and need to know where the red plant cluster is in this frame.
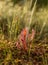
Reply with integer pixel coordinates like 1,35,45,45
15,28,35,51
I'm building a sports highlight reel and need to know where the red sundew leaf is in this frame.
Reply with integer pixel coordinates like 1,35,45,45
19,28,28,51
20,36,27,51
22,40,28,51
16,42,21,49
21,28,28,37
28,29,35,42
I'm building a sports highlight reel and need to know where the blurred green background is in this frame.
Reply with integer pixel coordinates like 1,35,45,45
0,0,48,41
